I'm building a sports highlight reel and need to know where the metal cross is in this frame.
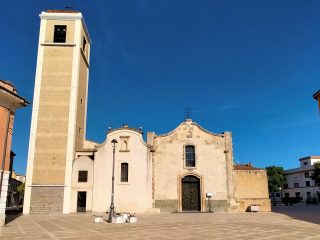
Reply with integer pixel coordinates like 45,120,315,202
185,106,192,119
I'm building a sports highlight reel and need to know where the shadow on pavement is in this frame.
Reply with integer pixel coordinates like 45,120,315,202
272,204,320,225
5,209,22,225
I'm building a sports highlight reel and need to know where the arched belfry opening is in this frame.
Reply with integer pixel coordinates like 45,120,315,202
181,175,201,211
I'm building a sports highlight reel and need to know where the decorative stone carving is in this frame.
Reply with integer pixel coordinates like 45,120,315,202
187,130,192,138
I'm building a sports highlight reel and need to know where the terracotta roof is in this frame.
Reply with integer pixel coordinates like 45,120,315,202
234,163,263,170
0,79,14,87
0,83,30,106
46,9,79,13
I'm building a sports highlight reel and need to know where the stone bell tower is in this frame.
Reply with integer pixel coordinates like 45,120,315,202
24,10,91,214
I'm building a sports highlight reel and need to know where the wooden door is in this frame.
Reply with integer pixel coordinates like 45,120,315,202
182,176,200,211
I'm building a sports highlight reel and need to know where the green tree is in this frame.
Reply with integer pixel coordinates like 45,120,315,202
311,162,320,186
265,166,285,193
17,182,25,195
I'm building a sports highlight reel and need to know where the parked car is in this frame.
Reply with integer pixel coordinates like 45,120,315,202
282,197,302,206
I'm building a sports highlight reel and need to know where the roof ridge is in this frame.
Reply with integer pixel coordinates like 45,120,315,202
46,9,79,13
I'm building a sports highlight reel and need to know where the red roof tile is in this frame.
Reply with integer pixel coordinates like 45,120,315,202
234,163,263,170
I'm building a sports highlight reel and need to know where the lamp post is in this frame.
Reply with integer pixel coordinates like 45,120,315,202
279,187,282,204
108,139,118,223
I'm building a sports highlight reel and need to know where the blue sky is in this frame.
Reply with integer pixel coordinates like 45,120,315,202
1,0,319,174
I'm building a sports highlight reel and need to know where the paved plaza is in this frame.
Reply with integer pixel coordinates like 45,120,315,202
1,205,320,240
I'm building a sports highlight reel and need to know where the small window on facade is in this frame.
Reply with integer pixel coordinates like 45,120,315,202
306,181,310,187
283,184,288,189
294,182,299,188
285,193,289,198
304,172,309,178
295,192,301,197
303,162,308,165
121,163,128,182
185,145,195,167
122,140,128,151
82,37,87,51
78,171,88,182
54,25,67,43
120,137,130,152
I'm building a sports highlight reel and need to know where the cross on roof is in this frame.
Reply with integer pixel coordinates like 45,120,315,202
185,106,192,120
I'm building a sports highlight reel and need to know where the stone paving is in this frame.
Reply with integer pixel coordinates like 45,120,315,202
1,205,320,240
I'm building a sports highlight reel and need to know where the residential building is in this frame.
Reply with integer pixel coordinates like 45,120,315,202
11,171,26,183
282,156,320,203
7,170,25,209
0,80,29,225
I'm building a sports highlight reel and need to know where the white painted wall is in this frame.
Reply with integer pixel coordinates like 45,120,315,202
92,129,152,213
71,156,94,213
0,171,9,225
283,158,320,201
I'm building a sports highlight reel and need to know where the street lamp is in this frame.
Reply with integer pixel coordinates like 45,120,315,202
279,187,282,204
108,139,118,223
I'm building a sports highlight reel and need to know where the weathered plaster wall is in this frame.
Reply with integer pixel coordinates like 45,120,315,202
233,170,271,212
151,120,234,212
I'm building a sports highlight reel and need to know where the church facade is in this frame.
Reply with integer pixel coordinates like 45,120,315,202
23,10,270,215
70,120,271,214
149,120,235,212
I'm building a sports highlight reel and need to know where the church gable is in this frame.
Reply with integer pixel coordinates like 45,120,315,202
150,119,234,212
152,119,227,150
92,125,153,213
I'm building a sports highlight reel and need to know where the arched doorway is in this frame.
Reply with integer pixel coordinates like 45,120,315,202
182,175,201,211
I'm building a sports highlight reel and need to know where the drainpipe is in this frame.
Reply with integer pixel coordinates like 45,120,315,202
0,108,11,198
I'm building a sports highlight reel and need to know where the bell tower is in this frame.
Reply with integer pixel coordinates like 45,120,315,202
24,10,91,214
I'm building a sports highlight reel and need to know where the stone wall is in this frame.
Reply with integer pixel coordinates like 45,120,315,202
31,46,73,185
30,187,64,214
205,200,228,212
155,200,178,212
151,119,233,212
233,170,271,212
75,51,89,150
